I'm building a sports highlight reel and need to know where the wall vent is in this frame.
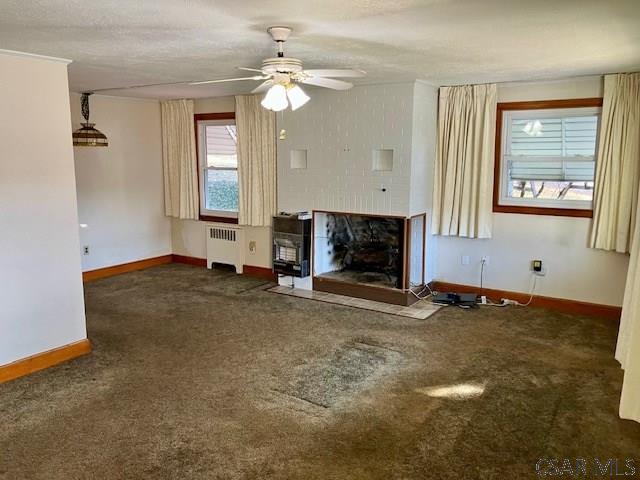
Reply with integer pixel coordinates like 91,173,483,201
206,224,243,273
210,227,237,242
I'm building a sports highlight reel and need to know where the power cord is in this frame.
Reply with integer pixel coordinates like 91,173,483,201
518,274,538,306
488,274,538,307
407,282,443,305
476,260,539,308
477,257,506,306
481,298,509,308
408,283,433,300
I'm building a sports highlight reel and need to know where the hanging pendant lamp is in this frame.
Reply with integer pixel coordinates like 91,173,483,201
72,93,108,147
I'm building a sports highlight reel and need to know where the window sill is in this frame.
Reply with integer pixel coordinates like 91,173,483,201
493,204,593,218
199,214,239,224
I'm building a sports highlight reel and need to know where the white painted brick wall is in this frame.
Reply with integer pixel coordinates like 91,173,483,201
277,83,416,216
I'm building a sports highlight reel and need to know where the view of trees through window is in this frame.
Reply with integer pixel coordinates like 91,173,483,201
508,180,594,201
205,169,238,211
201,123,238,214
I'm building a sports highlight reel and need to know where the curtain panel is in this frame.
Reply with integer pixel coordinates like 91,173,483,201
431,84,497,239
618,188,640,423
160,99,199,220
235,95,277,227
610,72,640,423
590,73,640,253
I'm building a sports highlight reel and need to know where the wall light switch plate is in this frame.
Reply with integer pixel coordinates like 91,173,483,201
461,255,470,265
248,241,256,254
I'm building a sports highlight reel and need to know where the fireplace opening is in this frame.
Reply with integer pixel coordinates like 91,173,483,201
314,212,405,289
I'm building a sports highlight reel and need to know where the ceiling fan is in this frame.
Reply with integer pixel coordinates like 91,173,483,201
190,26,366,112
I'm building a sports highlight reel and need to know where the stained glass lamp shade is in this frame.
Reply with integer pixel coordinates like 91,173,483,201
72,93,108,147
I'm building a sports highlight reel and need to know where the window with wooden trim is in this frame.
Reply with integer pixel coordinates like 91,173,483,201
494,99,603,217
195,113,238,222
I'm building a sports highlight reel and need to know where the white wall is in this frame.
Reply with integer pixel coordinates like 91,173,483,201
0,51,87,365
433,76,630,306
410,81,439,281
409,81,438,217
278,83,416,216
195,96,235,114
71,94,172,271
171,96,273,268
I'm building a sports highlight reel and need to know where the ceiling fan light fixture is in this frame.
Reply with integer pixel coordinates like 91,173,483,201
261,84,289,112
89,26,365,100
286,84,310,111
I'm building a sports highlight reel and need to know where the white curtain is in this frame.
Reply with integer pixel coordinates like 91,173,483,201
590,73,640,253
618,215,640,422
235,95,277,227
613,73,640,423
161,99,199,220
432,84,496,239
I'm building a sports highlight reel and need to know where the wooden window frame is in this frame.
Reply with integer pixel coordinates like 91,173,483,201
493,98,603,218
194,112,239,224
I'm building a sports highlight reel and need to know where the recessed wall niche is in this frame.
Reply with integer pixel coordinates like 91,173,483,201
372,149,394,171
290,149,308,169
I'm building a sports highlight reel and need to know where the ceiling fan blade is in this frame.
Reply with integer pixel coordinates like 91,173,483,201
303,69,366,78
190,75,267,86
252,80,273,94
300,77,353,91
238,67,265,73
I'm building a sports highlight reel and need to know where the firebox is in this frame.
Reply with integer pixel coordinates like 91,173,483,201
313,210,425,305
322,213,404,289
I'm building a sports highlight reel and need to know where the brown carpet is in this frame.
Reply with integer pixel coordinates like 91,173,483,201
1,264,639,479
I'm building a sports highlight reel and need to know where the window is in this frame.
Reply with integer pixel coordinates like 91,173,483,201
494,99,603,217
195,113,238,221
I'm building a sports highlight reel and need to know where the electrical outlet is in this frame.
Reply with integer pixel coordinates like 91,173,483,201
461,255,470,265
481,255,490,265
83,245,90,255
532,259,547,276
248,241,256,254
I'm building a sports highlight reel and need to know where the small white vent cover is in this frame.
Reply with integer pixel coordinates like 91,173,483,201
210,227,237,242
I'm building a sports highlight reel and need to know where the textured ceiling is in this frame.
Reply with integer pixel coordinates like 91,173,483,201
1,0,639,98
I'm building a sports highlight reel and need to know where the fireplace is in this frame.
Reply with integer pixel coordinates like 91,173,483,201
313,211,425,305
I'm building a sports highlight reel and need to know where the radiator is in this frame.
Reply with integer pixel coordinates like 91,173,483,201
206,224,244,274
